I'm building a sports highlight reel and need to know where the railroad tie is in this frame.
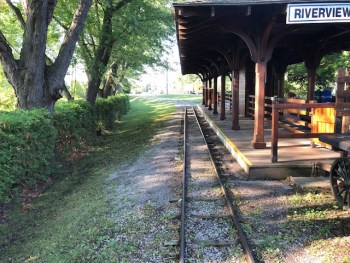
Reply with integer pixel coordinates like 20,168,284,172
193,239,238,246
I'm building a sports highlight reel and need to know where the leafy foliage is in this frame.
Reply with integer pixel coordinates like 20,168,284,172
0,2,22,58
95,94,130,130
109,0,174,73
0,98,174,261
53,100,96,156
75,0,174,100
0,110,57,202
0,95,129,203
0,0,92,110
285,52,350,98
0,67,16,111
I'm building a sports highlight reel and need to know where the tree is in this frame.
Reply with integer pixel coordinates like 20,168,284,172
286,51,350,98
74,0,173,104
0,0,92,112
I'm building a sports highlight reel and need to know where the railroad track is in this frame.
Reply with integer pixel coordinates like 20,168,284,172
179,107,256,263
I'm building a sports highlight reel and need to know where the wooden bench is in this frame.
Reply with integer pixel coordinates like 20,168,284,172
319,134,350,156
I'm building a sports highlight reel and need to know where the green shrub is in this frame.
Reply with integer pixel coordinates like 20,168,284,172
0,95,130,203
53,100,96,156
0,110,57,202
95,94,130,130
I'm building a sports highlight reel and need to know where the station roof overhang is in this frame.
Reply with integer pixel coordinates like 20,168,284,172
173,0,350,79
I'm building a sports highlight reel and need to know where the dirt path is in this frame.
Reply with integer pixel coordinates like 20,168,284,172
107,109,183,262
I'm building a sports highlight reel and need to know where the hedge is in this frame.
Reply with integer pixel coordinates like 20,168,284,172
53,100,96,156
0,94,129,203
95,94,130,130
0,110,57,202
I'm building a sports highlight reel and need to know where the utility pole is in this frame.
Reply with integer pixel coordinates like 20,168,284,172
166,68,169,94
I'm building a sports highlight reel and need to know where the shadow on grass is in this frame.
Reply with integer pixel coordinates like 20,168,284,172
0,97,176,262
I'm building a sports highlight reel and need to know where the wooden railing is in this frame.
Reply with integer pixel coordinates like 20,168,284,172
271,68,350,162
271,99,335,162
218,92,232,109
248,95,286,119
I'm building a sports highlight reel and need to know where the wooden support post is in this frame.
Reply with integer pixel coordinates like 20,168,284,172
220,74,226,120
310,100,316,148
251,61,267,149
338,68,350,133
271,97,278,162
222,17,275,148
277,72,285,99
208,79,212,110
307,67,316,102
213,77,218,114
245,60,255,118
202,81,205,105
205,80,208,107
232,68,240,130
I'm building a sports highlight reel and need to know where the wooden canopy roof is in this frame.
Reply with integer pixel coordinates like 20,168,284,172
174,0,345,6
174,0,350,78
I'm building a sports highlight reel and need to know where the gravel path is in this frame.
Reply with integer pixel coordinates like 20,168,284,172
107,109,183,262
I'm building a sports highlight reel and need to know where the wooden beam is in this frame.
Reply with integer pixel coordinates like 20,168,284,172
337,76,350,83
202,81,205,105
205,81,208,107
213,76,218,114
220,74,226,120
232,68,240,130
272,102,335,110
208,79,212,110
271,98,278,162
307,67,316,102
251,61,267,149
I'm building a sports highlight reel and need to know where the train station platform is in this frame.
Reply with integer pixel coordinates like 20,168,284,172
197,105,342,180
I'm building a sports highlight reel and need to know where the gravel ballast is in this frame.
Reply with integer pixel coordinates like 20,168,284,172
106,105,350,262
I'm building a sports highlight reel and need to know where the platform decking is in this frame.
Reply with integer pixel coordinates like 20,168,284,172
198,105,342,179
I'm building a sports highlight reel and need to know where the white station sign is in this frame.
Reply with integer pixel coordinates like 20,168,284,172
287,3,350,24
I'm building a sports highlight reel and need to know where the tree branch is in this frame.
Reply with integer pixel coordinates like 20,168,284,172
112,0,133,12
5,0,26,29
0,30,18,87
94,0,102,31
46,0,58,25
51,0,92,86
53,15,69,31
78,35,93,64
87,29,97,55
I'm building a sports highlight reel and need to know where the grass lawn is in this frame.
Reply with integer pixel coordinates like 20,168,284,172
142,93,202,105
0,97,175,262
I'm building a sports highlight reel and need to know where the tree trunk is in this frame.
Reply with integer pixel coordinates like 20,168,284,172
62,83,74,100
84,0,132,105
101,62,119,98
0,0,92,111
16,0,49,109
86,72,102,104
85,5,114,105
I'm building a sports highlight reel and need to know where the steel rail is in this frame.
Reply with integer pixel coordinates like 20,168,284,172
192,106,256,263
179,107,187,263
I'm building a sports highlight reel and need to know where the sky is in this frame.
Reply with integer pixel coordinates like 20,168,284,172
136,41,182,94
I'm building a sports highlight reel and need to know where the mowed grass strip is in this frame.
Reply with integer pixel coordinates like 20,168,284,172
0,97,175,262
145,94,202,105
